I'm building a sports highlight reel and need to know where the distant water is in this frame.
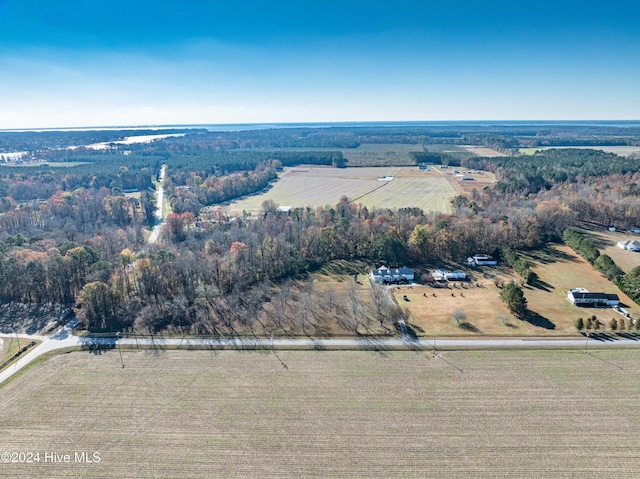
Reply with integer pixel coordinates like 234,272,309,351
187,120,640,132
3,120,640,134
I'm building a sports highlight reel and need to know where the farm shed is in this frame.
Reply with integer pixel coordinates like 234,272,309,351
432,269,467,281
617,240,640,251
567,288,620,307
467,254,498,266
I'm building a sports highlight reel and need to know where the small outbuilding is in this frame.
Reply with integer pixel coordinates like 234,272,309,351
617,240,640,251
467,254,498,266
432,269,467,281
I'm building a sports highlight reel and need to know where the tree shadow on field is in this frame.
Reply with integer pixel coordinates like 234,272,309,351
525,248,577,265
579,230,612,249
456,321,481,333
582,331,616,342
527,274,554,292
522,310,555,330
616,332,640,341
81,342,115,355
357,335,393,356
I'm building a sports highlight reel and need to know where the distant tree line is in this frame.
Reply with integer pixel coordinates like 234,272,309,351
464,149,640,195
409,151,461,166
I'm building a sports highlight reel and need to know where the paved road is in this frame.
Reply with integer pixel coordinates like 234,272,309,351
146,164,167,245
0,319,81,385
3,320,640,386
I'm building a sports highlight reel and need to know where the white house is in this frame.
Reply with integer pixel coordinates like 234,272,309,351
276,206,293,215
370,266,414,284
467,254,498,266
432,269,467,281
567,288,620,307
617,240,640,251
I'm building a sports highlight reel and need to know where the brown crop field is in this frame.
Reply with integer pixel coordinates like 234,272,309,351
228,166,457,215
2,349,640,478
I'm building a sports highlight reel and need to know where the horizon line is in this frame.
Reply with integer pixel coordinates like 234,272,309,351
2,119,640,133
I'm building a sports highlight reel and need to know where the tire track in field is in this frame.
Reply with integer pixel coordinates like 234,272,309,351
350,179,393,203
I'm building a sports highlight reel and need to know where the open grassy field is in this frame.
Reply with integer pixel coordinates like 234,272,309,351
396,245,639,336
394,267,526,336
2,349,640,478
580,229,640,273
521,245,640,330
0,337,23,366
458,145,508,157
228,166,456,215
519,146,640,157
432,165,496,196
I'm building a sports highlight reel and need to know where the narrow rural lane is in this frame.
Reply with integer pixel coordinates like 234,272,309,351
0,319,81,385
3,323,640,386
146,164,167,245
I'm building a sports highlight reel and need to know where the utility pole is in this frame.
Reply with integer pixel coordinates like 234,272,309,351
117,332,125,368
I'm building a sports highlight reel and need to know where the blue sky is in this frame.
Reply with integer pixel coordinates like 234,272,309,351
0,0,638,128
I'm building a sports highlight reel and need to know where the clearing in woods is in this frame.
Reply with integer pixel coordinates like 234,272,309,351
458,145,508,157
396,245,639,336
2,349,640,478
521,245,640,328
228,166,457,215
580,228,640,273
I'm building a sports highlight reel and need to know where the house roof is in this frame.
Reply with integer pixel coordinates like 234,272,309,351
472,254,495,260
571,292,619,301
371,266,414,275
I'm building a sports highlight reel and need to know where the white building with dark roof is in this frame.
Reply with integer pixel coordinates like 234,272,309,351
467,254,498,266
617,240,640,251
432,269,466,281
567,288,620,307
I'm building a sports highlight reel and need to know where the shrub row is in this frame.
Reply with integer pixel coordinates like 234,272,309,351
500,246,535,284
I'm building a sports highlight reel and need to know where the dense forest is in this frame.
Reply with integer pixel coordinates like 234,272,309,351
1,125,640,334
